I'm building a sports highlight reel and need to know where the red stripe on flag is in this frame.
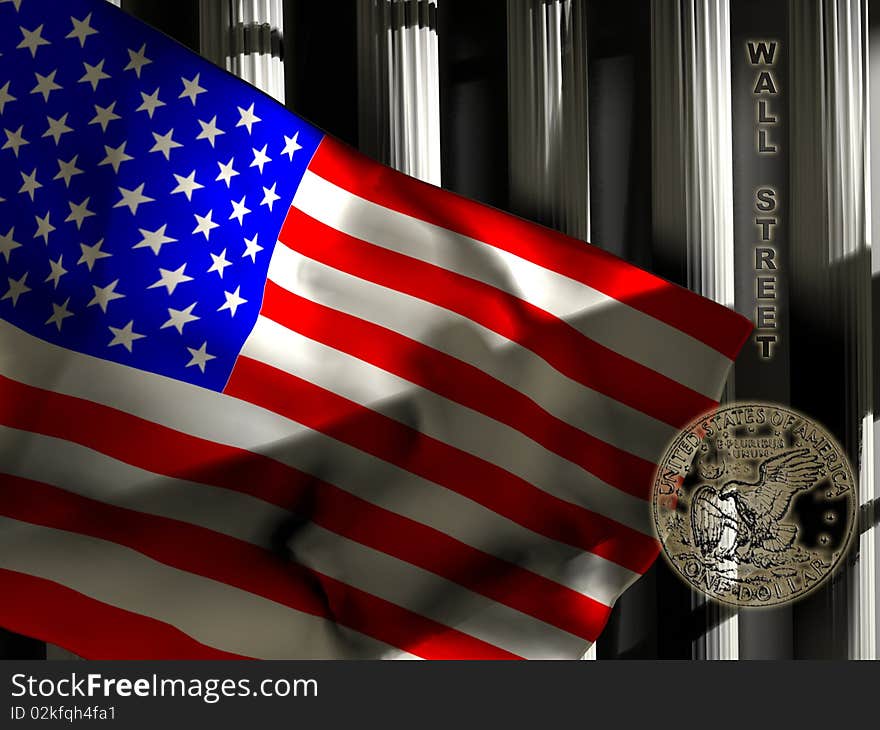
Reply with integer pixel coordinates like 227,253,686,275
277,208,718,428
261,278,657,500
226,357,661,571
307,137,753,360
0,374,617,637
0,569,247,660
0,475,520,660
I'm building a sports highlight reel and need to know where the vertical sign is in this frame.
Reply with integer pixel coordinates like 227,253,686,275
751,40,782,359
731,0,790,404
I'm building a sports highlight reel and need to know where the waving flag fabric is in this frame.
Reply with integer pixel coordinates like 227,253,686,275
0,0,752,659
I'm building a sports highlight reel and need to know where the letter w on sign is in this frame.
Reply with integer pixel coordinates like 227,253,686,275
0,0,751,658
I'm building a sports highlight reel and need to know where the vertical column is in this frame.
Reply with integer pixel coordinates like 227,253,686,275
357,0,441,185
506,0,591,657
789,0,875,659
730,0,795,660
651,0,738,660
199,0,286,103
507,0,590,241
652,0,735,306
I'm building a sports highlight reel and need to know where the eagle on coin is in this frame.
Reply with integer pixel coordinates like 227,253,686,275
690,448,825,564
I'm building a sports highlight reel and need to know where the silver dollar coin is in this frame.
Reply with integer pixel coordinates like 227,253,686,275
651,403,857,607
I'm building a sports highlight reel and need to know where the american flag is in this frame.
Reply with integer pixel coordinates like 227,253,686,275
0,0,751,659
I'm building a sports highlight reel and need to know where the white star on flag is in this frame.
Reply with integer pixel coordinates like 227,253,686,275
171,171,204,201
79,59,110,91
260,183,280,212
124,43,151,77
44,256,67,288
18,24,50,57
207,248,232,278
148,264,193,295
2,272,30,306
133,225,177,255
192,210,219,240
0,227,22,262
114,184,154,215
218,285,247,317
77,239,110,271
185,341,216,372
236,103,261,134
66,13,98,47
54,155,84,187
42,113,73,145
107,320,146,352
136,88,165,117
0,82,17,113
45,298,74,331
65,197,95,229
215,158,239,187
31,70,62,101
162,303,199,334
2,126,28,157
18,169,41,200
229,196,251,225
250,144,271,174
90,102,120,132
242,233,263,262
99,141,133,173
150,129,182,160
33,212,55,243
179,73,206,105
88,280,125,313
196,116,224,147
281,131,302,160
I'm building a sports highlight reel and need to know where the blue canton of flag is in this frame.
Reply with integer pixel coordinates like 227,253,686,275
0,0,322,391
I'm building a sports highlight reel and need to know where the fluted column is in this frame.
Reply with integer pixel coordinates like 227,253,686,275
507,0,590,241
199,0,285,102
789,0,875,660
506,0,591,658
652,0,735,307
357,0,441,185
651,0,737,660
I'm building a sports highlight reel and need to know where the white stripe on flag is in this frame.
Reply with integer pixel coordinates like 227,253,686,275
292,170,733,399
